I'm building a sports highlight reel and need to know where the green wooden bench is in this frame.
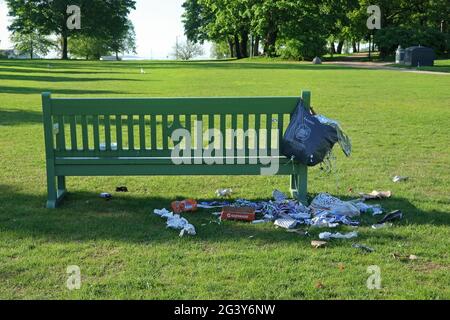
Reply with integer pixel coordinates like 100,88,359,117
42,91,311,209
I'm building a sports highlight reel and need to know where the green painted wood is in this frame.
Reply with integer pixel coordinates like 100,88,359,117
92,115,100,152
162,114,168,150
139,115,146,150
150,115,157,149
56,115,66,151
127,115,134,150
51,97,300,116
116,115,123,151
104,115,111,152
43,91,311,208
81,115,89,151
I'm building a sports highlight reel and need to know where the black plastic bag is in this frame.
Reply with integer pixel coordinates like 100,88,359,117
281,99,338,166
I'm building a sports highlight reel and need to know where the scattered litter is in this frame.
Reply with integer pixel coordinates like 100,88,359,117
315,281,325,289
211,212,222,217
274,214,299,229
319,231,358,240
352,202,383,216
252,220,270,225
100,192,112,200
392,253,419,261
216,188,233,198
372,223,393,230
153,208,196,237
393,176,409,183
311,240,327,248
221,206,256,222
286,229,309,237
248,235,255,239
116,186,128,193
352,244,375,253
310,193,360,217
377,210,403,224
273,190,288,202
360,190,392,201
171,199,198,214
198,201,230,209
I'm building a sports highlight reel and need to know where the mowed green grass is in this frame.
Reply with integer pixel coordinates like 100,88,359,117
0,59,449,300
390,59,450,73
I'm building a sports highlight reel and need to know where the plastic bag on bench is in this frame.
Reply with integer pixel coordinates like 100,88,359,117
281,99,338,166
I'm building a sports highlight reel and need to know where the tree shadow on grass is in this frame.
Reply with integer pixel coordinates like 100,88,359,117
0,184,448,245
0,86,124,95
0,74,142,83
0,109,43,126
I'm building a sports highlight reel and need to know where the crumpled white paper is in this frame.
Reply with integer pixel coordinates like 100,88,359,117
319,231,358,240
153,209,196,237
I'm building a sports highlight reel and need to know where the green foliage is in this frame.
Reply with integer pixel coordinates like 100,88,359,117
69,36,110,60
375,26,449,56
277,37,327,61
6,0,136,59
10,30,55,59
211,41,231,59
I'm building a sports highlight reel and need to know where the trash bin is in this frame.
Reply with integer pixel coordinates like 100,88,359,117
404,46,435,67
395,45,405,64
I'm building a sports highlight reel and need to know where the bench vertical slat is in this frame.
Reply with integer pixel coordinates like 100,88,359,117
208,114,215,157
93,115,100,152
81,115,89,151
243,114,249,159
69,115,77,151
255,114,260,157
127,115,134,150
139,115,146,150
220,114,226,156
150,115,157,150
278,113,284,150
197,114,203,151
162,115,168,150
116,115,123,151
57,116,66,151
231,114,237,153
104,115,111,151
266,114,272,152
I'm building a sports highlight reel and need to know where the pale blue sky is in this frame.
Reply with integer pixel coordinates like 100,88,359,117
0,0,210,59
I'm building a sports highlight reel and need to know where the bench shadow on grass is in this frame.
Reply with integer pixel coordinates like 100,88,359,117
1,184,448,245
0,109,43,126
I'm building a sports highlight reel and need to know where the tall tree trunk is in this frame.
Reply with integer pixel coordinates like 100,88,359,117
62,35,68,60
336,40,344,54
264,19,278,57
116,51,119,60
234,35,242,59
228,38,235,58
352,41,358,53
239,31,249,58
253,36,260,56
330,41,336,55
30,40,34,59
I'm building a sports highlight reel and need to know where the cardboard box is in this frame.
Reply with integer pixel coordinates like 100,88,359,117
221,206,256,222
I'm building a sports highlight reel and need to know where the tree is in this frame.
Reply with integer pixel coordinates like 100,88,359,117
6,0,136,59
106,19,137,59
69,35,110,60
10,30,55,59
173,40,204,60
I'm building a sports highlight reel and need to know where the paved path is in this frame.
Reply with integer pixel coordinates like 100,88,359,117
324,61,449,75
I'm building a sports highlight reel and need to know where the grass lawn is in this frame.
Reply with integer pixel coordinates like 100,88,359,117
0,58,449,300
389,59,450,73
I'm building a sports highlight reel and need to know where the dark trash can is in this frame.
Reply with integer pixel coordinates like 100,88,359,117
404,46,435,67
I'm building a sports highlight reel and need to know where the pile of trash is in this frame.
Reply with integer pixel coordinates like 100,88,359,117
153,189,403,245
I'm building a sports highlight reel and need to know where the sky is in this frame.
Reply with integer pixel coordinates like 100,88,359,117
0,0,211,59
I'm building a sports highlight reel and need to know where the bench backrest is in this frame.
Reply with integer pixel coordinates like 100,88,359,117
42,91,310,159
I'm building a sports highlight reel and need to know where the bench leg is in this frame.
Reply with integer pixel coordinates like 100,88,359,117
46,173,67,209
290,165,308,205
46,172,58,209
